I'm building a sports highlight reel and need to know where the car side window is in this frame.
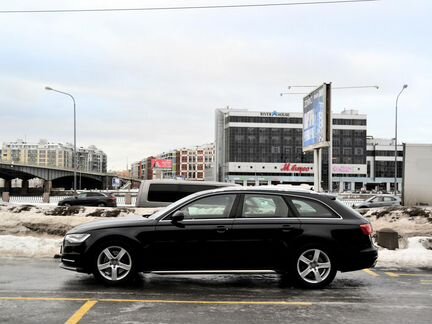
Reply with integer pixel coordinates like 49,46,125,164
177,194,236,220
78,193,86,198
242,195,289,218
383,197,394,202
290,198,338,218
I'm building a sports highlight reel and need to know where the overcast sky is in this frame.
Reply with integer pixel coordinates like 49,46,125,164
0,0,430,170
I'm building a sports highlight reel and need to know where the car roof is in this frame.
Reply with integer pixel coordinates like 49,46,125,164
141,179,238,186
374,194,400,198
195,185,328,198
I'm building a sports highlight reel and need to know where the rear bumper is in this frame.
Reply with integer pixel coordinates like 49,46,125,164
338,247,378,272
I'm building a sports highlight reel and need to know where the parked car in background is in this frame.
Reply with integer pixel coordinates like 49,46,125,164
58,192,117,207
352,195,401,209
60,186,377,289
135,179,238,207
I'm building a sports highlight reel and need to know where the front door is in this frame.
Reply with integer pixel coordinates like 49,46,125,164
149,194,239,270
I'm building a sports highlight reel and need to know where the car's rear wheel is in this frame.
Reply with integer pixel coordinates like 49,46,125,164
292,246,336,289
92,241,136,285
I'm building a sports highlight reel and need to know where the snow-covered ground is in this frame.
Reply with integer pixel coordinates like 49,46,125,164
0,235,61,258
1,203,431,268
377,237,432,268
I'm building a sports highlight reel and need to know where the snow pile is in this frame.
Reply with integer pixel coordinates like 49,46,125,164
377,237,432,268
363,206,432,236
0,204,158,237
0,235,62,258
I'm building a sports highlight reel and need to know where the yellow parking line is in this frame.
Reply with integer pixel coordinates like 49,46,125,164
386,272,432,278
65,300,97,324
420,280,432,285
385,272,399,277
363,269,379,277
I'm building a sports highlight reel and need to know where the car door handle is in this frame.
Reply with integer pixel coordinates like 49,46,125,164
216,226,229,233
282,224,294,232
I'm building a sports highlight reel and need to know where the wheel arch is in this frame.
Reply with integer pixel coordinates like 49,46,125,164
84,234,144,270
289,235,342,269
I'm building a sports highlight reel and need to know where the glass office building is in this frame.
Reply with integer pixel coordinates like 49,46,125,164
215,108,401,192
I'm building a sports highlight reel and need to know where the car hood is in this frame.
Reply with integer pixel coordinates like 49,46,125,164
67,217,156,234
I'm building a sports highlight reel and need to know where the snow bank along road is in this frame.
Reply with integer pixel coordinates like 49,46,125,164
0,203,431,268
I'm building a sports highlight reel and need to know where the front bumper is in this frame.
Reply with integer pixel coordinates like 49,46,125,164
59,240,90,273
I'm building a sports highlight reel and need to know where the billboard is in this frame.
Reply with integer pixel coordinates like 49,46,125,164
151,159,173,169
112,177,121,188
303,83,331,151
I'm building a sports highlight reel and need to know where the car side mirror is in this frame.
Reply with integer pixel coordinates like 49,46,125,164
171,210,185,223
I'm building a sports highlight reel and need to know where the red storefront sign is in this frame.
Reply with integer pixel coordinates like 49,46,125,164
280,163,311,174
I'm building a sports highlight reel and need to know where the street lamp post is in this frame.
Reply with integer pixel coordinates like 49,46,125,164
394,84,408,195
45,86,77,193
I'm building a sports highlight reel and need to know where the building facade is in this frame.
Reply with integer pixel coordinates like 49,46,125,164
131,144,216,181
1,139,107,173
176,143,215,181
366,137,403,192
215,108,402,192
131,160,145,179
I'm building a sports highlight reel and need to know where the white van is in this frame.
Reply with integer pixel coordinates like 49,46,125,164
135,180,238,208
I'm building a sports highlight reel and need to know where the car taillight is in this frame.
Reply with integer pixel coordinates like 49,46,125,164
110,196,116,201
360,223,373,236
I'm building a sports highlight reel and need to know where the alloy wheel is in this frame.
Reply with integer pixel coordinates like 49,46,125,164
96,246,132,281
296,248,331,284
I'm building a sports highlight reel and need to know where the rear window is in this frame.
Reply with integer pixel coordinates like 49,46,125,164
147,184,221,202
290,198,339,218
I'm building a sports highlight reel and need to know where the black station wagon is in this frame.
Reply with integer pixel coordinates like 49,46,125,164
60,187,378,288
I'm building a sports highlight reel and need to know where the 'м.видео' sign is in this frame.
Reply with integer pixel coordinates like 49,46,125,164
280,163,312,174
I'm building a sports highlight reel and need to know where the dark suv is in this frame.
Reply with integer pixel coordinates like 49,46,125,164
60,187,377,288
58,192,117,207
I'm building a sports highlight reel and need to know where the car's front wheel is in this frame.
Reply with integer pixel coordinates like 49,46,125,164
92,241,136,285
292,246,336,289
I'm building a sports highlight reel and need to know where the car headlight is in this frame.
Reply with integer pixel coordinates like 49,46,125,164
65,233,91,244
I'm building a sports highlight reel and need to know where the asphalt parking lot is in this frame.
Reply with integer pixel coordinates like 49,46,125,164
0,258,431,324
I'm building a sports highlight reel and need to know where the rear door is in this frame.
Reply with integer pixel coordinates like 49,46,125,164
230,193,302,269
369,196,384,207
75,193,89,205
87,192,103,205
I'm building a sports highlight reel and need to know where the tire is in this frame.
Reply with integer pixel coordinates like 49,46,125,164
63,203,71,207
97,202,106,207
291,246,336,289
92,240,137,285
